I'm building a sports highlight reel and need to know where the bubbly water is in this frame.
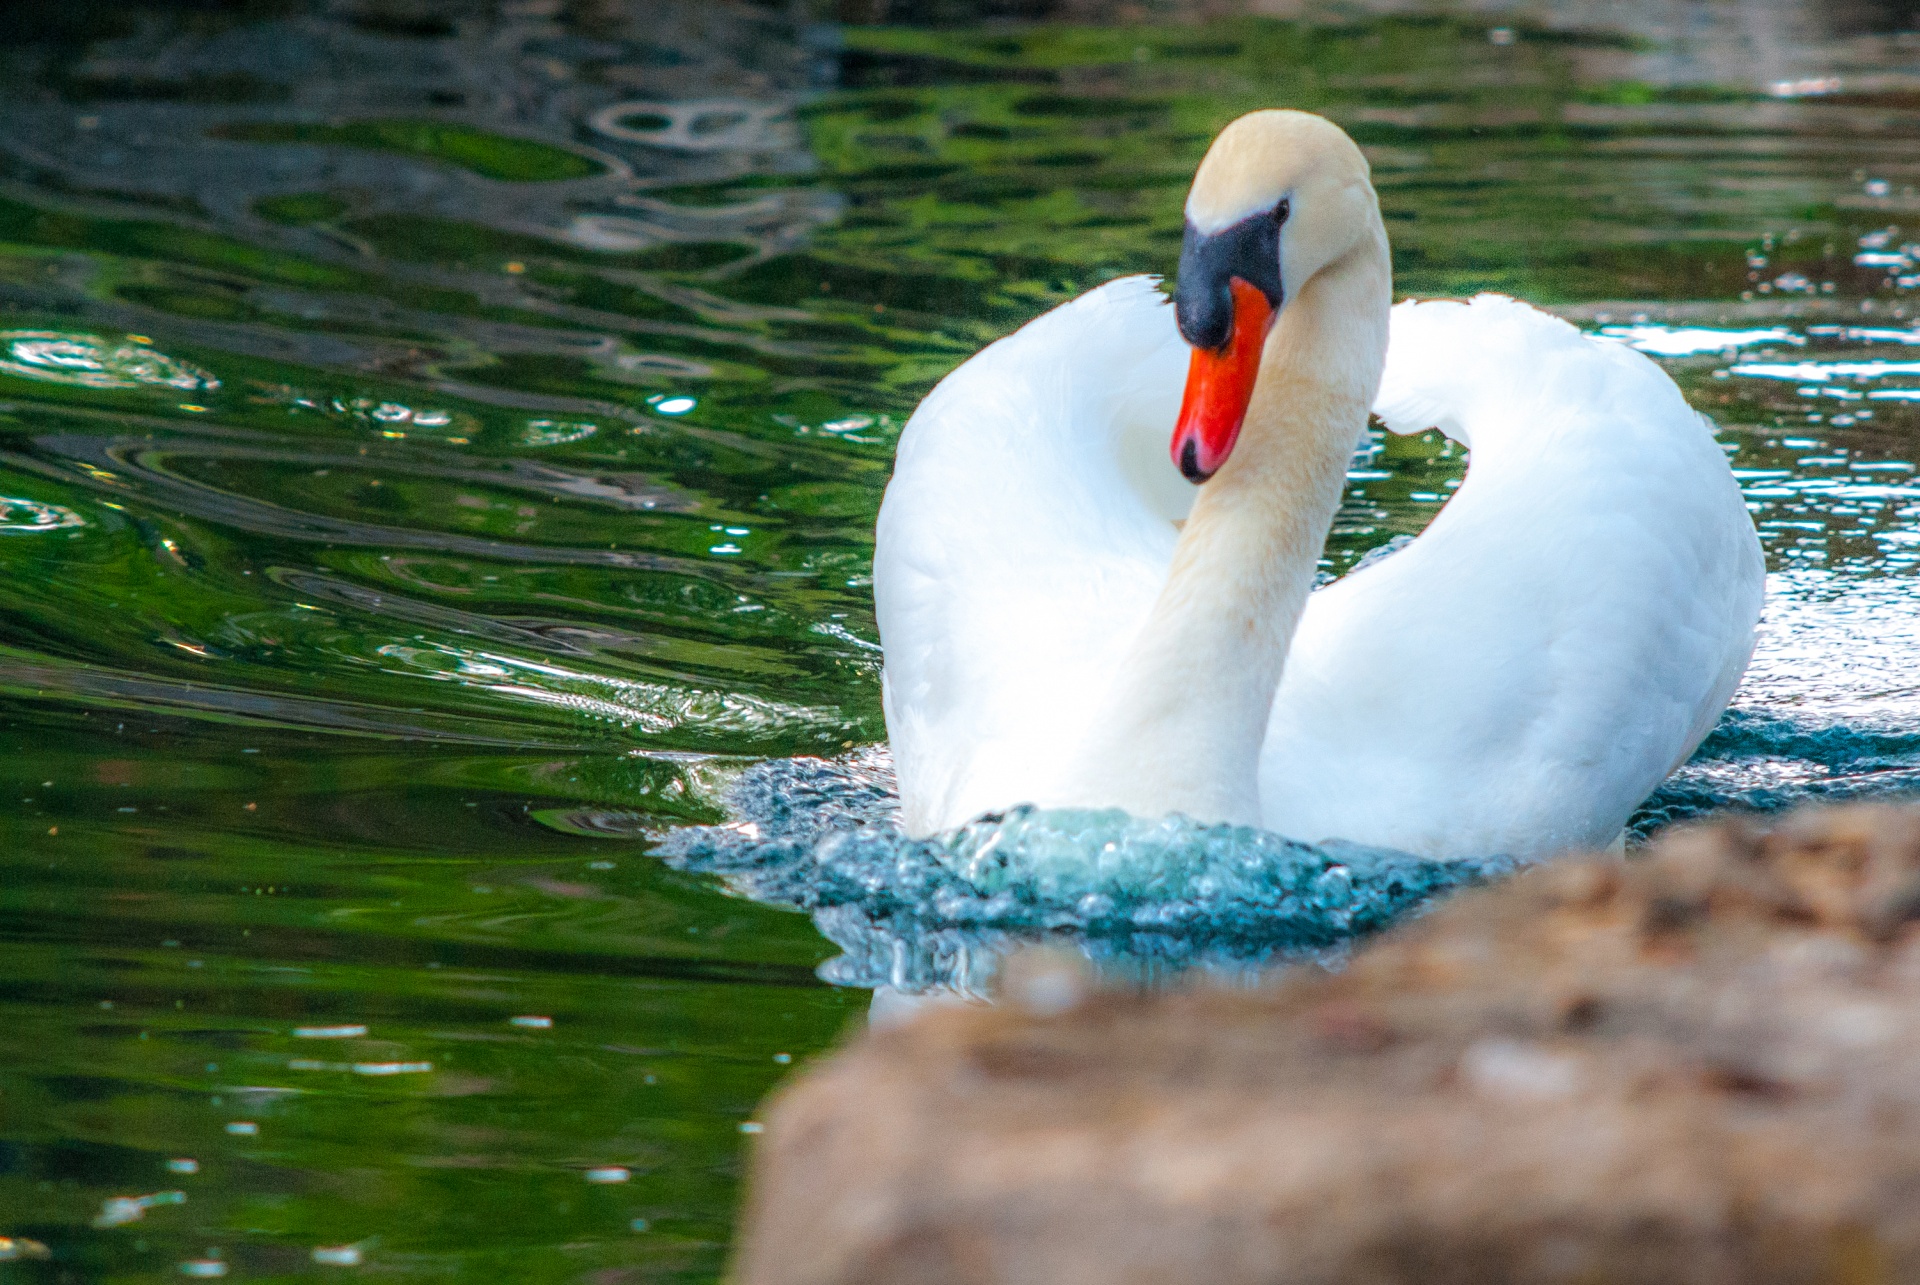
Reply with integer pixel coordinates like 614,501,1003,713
655,750,1526,992
652,655,1920,994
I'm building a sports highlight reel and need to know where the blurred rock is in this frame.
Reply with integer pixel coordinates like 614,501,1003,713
735,804,1920,1285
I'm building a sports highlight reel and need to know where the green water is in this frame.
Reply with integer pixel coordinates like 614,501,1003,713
3,2,1920,1280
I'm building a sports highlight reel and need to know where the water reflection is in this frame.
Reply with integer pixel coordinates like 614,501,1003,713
519,418,598,447
0,494,86,533
588,100,800,155
0,331,217,392
1733,358,1920,380
1600,324,1802,355
373,639,846,736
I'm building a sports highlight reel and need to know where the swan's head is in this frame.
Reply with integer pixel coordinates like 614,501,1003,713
1172,110,1378,483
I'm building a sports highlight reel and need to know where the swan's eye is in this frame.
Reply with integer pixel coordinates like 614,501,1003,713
1272,199,1289,224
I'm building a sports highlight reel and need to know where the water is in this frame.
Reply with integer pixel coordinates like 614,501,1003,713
642,751,1528,995
3,0,1920,1279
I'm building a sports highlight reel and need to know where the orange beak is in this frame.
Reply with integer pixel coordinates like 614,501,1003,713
1171,277,1276,483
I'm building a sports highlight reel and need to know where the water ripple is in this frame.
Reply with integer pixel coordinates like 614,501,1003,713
0,495,85,533
0,331,217,392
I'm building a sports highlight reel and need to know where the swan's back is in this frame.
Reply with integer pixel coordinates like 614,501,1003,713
1264,295,1764,857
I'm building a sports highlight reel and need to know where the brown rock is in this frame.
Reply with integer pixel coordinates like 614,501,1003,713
733,805,1920,1285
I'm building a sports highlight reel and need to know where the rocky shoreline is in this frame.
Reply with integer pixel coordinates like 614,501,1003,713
736,804,1920,1284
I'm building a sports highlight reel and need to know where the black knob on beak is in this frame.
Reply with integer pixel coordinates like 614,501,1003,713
1173,204,1286,351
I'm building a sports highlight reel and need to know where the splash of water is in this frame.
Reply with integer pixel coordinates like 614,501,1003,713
654,668,1920,995
653,753,1525,993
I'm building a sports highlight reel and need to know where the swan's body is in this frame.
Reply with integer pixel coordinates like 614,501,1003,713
874,112,1764,859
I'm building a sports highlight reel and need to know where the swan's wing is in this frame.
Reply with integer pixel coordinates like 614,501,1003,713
1267,295,1764,858
876,276,1191,833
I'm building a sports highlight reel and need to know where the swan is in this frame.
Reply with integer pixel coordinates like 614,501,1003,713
873,109,1764,860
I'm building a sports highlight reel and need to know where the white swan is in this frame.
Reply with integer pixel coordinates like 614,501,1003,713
873,110,1764,860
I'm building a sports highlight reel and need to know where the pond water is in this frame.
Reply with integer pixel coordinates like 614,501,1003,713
4,0,1920,1280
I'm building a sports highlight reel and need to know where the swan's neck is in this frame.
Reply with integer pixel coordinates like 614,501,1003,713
1061,234,1391,825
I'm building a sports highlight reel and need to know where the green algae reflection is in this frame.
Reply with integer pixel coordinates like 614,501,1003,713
217,119,605,182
